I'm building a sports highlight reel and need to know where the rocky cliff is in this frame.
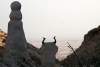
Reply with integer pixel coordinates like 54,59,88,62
0,1,59,67
61,26,100,67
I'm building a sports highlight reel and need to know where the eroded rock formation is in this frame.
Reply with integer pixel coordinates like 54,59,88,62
0,1,40,67
2,1,100,67
61,26,100,67
0,1,59,67
6,1,26,52
39,37,58,67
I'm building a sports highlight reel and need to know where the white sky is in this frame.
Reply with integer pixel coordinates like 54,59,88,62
0,0,100,42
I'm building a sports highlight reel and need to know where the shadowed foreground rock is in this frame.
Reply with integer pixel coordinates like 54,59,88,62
39,37,58,67
0,1,61,67
3,1,100,67
61,26,100,67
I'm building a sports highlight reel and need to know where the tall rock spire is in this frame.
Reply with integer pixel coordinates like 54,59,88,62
1,1,40,67
6,1,26,52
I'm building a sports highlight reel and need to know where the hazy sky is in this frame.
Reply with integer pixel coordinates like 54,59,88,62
0,0,100,42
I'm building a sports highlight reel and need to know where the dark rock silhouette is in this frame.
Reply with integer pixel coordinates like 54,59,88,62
0,1,60,67
39,36,58,67
27,43,41,66
61,26,100,67
6,1,26,52
3,1,100,67
0,1,40,67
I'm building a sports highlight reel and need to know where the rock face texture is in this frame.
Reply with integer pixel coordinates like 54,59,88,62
0,1,59,67
39,37,58,67
2,1,100,67
61,26,100,67
0,1,40,67
6,1,26,52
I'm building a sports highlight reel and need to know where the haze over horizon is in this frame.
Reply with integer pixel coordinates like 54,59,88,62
0,0,100,42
